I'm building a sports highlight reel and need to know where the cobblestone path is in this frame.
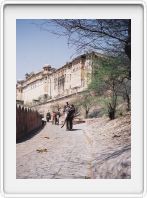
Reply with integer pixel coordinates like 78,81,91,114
16,123,93,179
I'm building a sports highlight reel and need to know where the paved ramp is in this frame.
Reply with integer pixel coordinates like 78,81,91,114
16,123,93,179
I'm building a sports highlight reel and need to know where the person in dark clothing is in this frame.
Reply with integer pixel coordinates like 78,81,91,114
46,111,51,122
64,104,75,131
63,102,71,130
56,110,61,125
63,102,70,113
68,104,75,130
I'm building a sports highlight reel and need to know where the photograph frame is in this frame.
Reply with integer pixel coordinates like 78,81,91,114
1,0,146,197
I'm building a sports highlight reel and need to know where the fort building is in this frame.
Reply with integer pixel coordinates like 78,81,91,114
16,52,102,106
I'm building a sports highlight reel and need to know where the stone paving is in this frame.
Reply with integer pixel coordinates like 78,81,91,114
16,122,93,179
16,115,131,179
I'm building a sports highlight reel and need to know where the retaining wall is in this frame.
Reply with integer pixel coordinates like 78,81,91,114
16,105,42,141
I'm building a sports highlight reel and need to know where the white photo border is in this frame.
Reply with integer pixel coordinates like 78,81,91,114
1,1,146,197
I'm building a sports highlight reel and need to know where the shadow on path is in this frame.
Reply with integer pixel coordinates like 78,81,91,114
16,125,45,144
71,129,82,131
16,124,83,143
92,144,131,166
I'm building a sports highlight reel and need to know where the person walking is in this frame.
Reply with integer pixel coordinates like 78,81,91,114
52,111,56,125
68,104,75,130
56,109,61,125
46,111,51,122
62,103,75,131
63,102,70,131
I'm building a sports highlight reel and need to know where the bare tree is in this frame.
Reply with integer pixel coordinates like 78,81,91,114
38,19,130,78
43,19,131,60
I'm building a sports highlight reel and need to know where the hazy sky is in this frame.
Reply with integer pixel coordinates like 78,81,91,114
16,19,77,80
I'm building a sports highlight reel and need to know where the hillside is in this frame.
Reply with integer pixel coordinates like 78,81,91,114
83,113,131,179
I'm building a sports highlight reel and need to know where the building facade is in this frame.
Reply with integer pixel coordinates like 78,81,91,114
16,52,101,105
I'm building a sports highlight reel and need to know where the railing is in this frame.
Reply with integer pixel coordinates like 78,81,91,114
16,105,42,141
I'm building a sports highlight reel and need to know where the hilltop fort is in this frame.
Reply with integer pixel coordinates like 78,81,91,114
16,52,102,107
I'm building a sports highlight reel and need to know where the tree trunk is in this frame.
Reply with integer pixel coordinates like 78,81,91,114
125,19,131,60
108,106,116,120
126,95,131,111
108,101,116,120
124,20,131,79
85,109,89,118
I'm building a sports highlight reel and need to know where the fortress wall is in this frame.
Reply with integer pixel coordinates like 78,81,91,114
22,79,45,103
16,52,98,105
32,93,81,117
16,105,42,141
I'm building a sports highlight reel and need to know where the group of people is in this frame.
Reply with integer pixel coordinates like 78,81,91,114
45,110,60,125
51,110,61,125
45,102,76,131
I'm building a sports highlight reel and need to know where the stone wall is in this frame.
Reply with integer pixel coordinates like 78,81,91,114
16,52,95,104
32,92,82,117
16,105,42,141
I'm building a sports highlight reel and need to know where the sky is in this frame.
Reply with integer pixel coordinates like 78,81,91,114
16,19,77,80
